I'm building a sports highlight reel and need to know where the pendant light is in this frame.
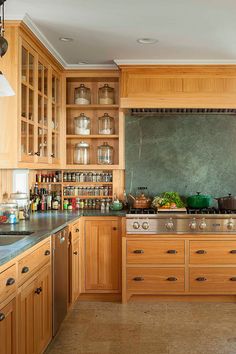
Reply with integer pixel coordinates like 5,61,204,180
0,0,15,96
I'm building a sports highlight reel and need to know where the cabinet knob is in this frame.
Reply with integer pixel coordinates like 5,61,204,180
51,153,55,158
230,250,236,254
0,313,5,322
73,251,78,255
133,249,144,254
22,266,29,274
133,276,144,281
196,250,207,254
34,151,40,156
196,277,207,282
113,227,117,231
76,228,79,233
230,277,236,281
167,250,178,254
35,287,42,295
6,278,15,286
44,250,50,256
167,277,177,281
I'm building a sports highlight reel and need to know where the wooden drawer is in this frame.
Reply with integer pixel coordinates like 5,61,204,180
127,267,185,292
0,264,17,303
127,240,185,264
189,241,236,265
71,222,80,242
190,267,236,293
18,240,51,284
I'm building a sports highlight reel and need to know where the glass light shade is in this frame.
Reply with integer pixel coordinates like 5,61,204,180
0,72,15,96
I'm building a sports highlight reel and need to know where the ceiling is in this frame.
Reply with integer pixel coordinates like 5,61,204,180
5,0,236,67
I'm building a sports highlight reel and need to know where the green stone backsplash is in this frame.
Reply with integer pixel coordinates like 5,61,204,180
125,114,236,200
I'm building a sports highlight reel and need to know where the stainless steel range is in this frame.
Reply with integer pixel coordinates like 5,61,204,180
126,210,236,234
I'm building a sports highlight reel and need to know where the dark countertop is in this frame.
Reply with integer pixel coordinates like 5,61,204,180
0,210,126,267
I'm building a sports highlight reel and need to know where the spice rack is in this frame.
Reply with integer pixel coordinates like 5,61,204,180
65,71,123,169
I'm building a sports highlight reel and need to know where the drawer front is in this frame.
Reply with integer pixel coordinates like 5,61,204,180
190,267,236,292
127,240,185,264
0,264,17,303
190,241,236,265
127,267,185,292
72,222,80,242
18,240,51,284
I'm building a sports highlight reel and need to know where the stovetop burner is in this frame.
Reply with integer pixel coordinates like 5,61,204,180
187,207,236,214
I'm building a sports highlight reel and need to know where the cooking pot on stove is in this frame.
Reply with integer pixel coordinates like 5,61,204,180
215,194,236,211
129,187,152,209
187,192,212,209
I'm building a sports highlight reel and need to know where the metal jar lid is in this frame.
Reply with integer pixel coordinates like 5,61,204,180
75,142,89,148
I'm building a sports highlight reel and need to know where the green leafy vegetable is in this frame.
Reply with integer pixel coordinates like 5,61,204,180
152,192,185,208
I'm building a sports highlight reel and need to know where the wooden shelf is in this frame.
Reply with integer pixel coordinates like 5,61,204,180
66,104,119,110
66,135,119,139
63,195,113,199
38,182,62,185
65,164,120,170
62,182,112,185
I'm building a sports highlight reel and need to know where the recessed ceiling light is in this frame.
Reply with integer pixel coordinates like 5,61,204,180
137,38,158,44
59,37,74,42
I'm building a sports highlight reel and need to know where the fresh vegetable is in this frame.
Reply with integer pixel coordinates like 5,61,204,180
152,192,185,209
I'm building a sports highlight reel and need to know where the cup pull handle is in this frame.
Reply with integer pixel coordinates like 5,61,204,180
133,250,144,254
196,250,207,254
6,278,15,286
167,250,177,254
196,277,207,282
230,250,236,254
167,277,177,281
0,313,5,321
230,277,236,281
133,277,144,281
22,266,29,274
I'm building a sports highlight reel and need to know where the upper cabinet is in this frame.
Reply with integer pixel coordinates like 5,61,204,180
0,22,63,169
119,65,236,109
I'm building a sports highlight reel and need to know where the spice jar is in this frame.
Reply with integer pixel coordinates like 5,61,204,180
97,142,113,165
74,113,91,135
98,113,114,135
98,84,115,105
74,142,90,164
74,84,91,105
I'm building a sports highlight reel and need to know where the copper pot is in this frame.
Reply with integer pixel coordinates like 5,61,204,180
129,193,152,209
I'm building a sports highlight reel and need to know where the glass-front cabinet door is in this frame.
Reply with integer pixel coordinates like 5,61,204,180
51,71,61,163
20,42,37,162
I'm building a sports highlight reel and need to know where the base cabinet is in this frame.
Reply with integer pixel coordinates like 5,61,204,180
19,263,52,354
71,238,80,303
0,298,17,354
84,218,121,292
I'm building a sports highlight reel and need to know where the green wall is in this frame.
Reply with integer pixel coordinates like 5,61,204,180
125,114,236,200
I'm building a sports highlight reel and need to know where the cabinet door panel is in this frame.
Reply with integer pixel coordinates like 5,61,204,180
85,220,120,291
0,298,17,354
71,239,80,303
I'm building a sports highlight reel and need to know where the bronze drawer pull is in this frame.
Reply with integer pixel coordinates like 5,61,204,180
76,228,79,233
35,287,42,295
73,251,78,255
133,250,144,254
196,277,207,282
230,277,236,281
6,278,15,286
230,250,236,254
196,250,207,254
22,266,29,274
167,277,177,281
44,250,50,256
113,227,117,231
0,313,5,321
167,250,177,254
133,277,144,281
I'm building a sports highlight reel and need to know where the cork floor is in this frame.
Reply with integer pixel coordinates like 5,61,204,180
46,301,236,354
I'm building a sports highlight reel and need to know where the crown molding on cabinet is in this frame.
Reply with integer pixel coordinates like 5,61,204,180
114,59,236,65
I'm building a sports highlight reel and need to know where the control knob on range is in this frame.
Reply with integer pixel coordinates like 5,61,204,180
199,218,207,230
133,221,140,230
142,221,149,230
165,218,174,230
227,218,234,230
189,218,197,230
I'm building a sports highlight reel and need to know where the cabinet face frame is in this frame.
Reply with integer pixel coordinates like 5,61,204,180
0,297,17,354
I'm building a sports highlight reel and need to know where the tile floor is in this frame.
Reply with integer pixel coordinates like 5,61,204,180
46,301,236,354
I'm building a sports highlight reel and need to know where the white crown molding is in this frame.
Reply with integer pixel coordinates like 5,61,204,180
65,63,118,70
114,59,236,65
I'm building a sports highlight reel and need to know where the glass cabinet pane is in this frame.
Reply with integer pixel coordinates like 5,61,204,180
43,129,48,157
29,89,34,121
44,98,48,126
44,66,48,96
29,53,34,86
38,62,43,93
38,95,43,125
21,121,27,155
28,124,34,155
21,47,28,82
52,132,59,159
21,84,27,118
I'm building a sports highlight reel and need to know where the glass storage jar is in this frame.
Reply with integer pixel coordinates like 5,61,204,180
74,84,91,105
98,113,114,135
98,84,115,105
74,113,91,135
74,142,90,164
0,203,19,224
97,142,113,165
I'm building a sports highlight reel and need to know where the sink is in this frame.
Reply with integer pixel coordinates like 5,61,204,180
0,231,34,235
0,235,29,246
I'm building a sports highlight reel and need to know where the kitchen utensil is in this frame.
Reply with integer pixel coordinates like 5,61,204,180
215,194,236,210
129,187,152,209
187,192,212,209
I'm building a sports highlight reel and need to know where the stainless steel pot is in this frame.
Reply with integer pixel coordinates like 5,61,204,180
215,194,236,210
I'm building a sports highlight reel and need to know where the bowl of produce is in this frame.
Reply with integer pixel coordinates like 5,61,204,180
152,192,185,209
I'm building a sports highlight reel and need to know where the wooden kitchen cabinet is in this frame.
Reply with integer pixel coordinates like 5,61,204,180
71,238,80,303
83,218,121,292
0,297,17,354
19,263,52,354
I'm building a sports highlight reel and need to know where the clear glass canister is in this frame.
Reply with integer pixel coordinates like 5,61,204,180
98,84,115,105
74,113,91,135
97,142,113,165
74,84,91,105
98,113,114,135
74,142,90,164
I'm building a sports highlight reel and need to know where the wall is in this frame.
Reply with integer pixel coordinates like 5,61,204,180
125,114,236,200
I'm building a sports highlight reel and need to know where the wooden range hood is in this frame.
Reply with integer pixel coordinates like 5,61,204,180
119,65,236,109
